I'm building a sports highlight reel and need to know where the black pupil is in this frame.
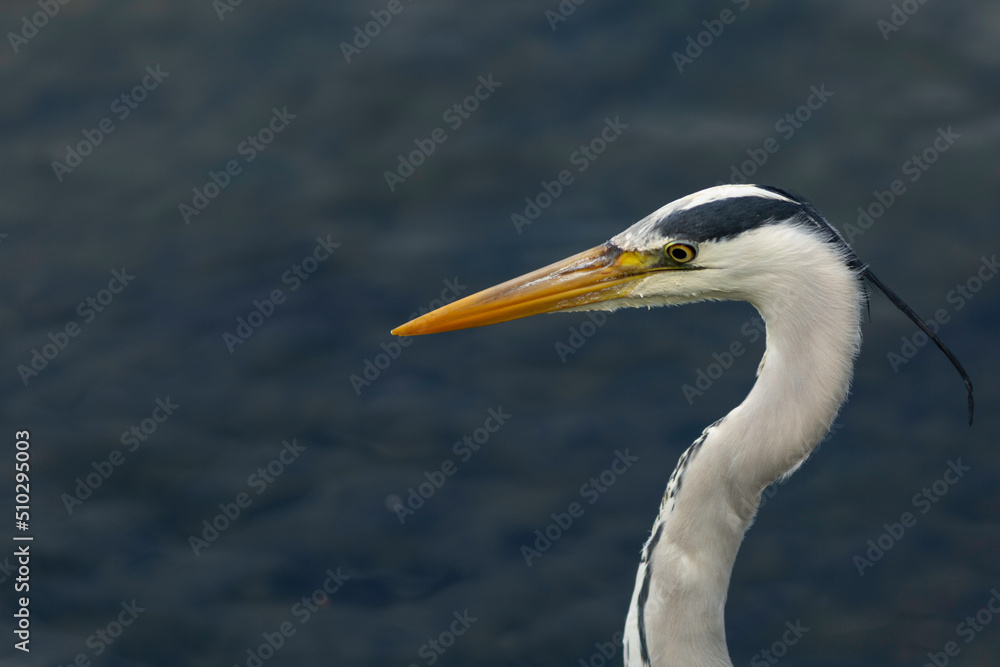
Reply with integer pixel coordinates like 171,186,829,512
672,246,689,260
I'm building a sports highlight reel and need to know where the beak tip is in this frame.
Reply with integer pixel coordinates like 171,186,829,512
392,322,421,336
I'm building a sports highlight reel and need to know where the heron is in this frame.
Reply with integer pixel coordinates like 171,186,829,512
391,184,973,666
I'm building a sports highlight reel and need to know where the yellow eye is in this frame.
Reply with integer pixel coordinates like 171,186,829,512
666,242,697,263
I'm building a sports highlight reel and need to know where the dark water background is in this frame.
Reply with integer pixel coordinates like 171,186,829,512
1,1,998,665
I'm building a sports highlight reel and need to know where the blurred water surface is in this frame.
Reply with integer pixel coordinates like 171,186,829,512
0,1,998,665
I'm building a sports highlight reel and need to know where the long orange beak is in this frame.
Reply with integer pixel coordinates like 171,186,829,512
392,244,657,336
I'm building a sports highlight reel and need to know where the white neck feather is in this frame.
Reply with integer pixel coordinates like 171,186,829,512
624,228,865,667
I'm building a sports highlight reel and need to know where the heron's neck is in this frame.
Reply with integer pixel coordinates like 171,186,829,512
625,260,863,667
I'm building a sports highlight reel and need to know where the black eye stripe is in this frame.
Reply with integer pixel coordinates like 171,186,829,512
653,197,805,243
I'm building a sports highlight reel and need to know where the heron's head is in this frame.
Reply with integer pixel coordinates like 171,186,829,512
392,183,974,422
392,185,862,336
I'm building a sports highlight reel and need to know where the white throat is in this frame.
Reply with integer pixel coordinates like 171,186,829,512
623,229,865,667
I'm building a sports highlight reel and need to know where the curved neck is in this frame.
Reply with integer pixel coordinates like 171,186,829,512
625,258,863,667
